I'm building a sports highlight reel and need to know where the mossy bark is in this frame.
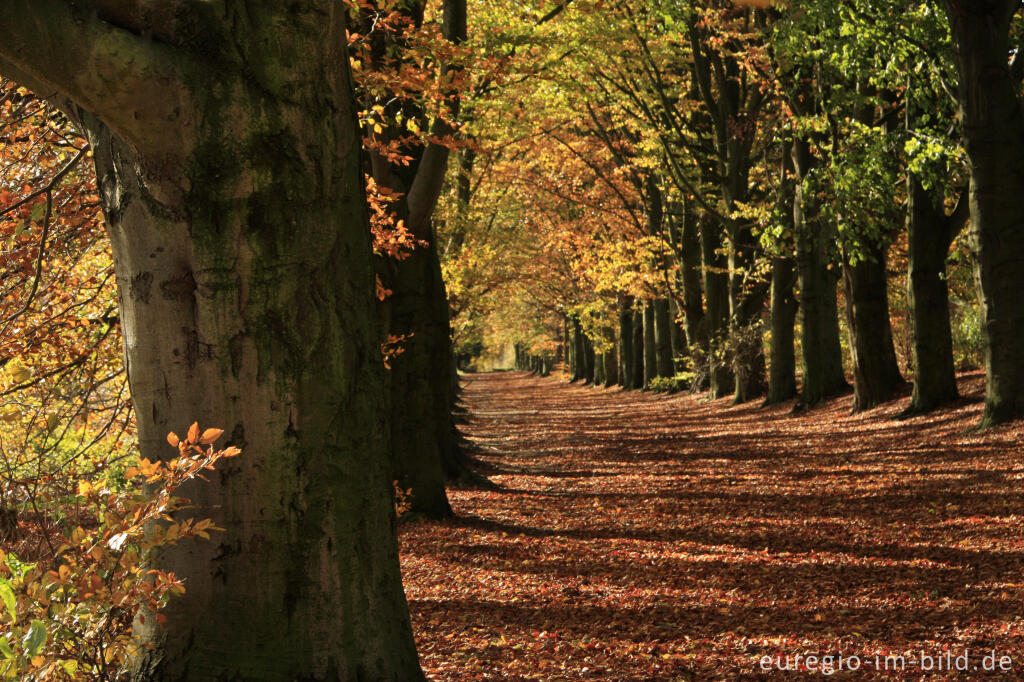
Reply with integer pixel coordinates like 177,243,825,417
12,3,426,676
765,256,798,405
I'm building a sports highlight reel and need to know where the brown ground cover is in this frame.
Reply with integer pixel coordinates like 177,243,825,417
400,370,1024,680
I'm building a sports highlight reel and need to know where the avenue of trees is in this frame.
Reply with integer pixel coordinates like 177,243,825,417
0,0,1021,679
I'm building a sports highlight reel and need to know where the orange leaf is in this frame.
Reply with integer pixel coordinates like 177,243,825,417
199,427,224,445
167,432,180,447
187,422,200,443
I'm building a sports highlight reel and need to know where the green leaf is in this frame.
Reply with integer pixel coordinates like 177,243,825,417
0,581,13,622
22,620,46,656
0,639,12,660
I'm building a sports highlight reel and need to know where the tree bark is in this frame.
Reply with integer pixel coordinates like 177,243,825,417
841,246,906,411
0,3,425,675
766,256,798,404
700,217,732,397
792,137,849,407
942,0,1024,426
632,307,645,390
653,298,674,380
385,240,457,516
603,343,618,387
903,174,965,415
617,294,634,388
638,299,655,385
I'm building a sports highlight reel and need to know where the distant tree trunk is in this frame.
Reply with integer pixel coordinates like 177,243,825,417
903,174,966,415
941,0,1024,426
632,307,645,389
643,301,658,387
617,294,634,388
603,344,618,387
594,350,606,385
793,137,848,407
766,256,799,404
668,297,686,366
842,246,906,411
571,318,585,382
700,217,732,397
654,298,674,380
583,333,596,384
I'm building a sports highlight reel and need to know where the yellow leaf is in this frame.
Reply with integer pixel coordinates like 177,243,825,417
77,480,93,496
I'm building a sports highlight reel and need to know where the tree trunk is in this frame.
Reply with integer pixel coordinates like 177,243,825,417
53,9,425,672
766,256,798,404
842,247,906,411
793,138,848,407
583,333,596,384
603,344,618,387
643,300,658,387
700,217,732,397
385,240,455,516
653,298,674,380
594,350,606,385
729,226,767,404
942,0,1024,426
632,307,645,389
904,174,964,414
617,294,634,388
570,317,584,382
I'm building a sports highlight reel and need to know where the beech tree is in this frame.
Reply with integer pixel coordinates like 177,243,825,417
941,0,1024,427
0,3,422,679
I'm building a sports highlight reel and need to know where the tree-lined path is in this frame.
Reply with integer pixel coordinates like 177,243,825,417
401,371,1024,680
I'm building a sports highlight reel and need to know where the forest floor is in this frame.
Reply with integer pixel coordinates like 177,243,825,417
398,370,1024,680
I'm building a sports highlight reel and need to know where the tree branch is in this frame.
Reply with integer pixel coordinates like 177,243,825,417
0,0,192,159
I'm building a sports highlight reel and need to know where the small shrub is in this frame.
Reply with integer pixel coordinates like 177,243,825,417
0,423,240,680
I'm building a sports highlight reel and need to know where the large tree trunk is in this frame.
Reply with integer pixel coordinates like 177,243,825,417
700,216,732,397
943,0,1024,427
842,246,906,411
23,3,424,673
617,294,635,388
793,138,848,407
904,174,964,415
766,256,798,404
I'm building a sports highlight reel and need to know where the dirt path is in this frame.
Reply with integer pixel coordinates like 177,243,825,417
399,371,1024,680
